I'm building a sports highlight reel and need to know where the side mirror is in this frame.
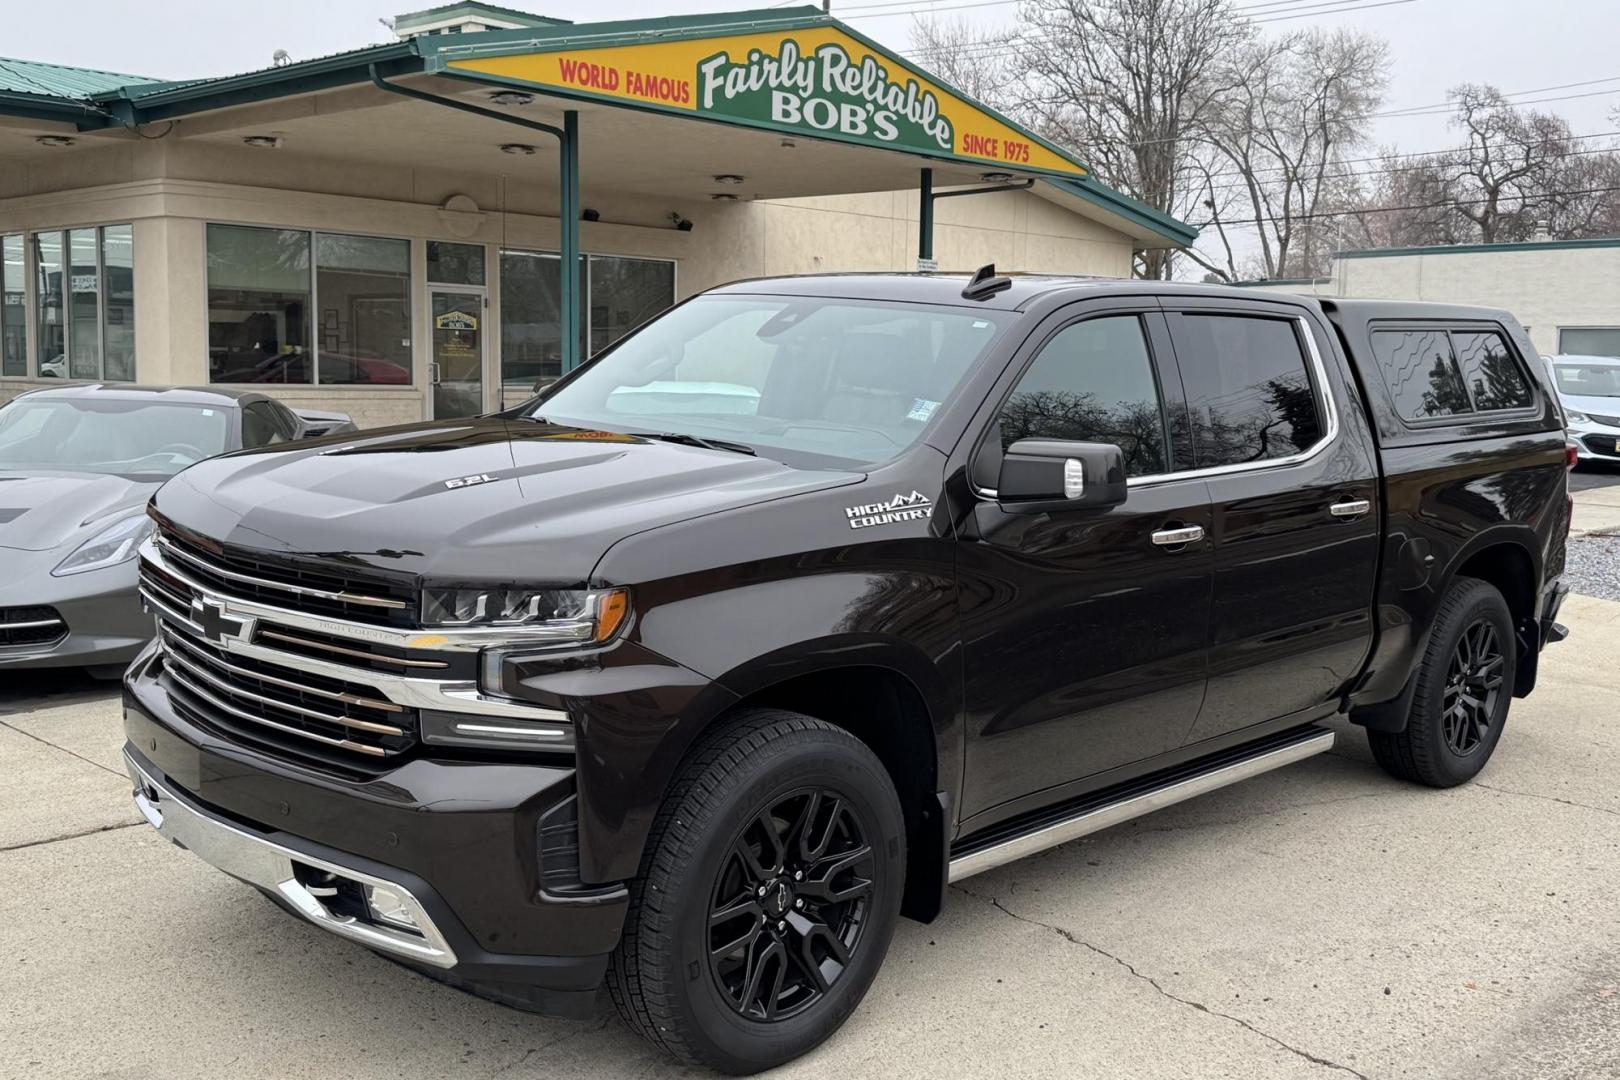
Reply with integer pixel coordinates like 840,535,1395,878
997,439,1128,513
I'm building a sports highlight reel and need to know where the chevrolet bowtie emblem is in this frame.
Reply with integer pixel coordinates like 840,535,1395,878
190,596,251,645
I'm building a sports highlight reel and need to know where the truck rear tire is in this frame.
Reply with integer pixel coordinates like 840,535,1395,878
1370,576,1515,788
605,708,906,1074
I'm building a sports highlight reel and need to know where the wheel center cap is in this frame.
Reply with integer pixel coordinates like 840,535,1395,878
765,879,792,918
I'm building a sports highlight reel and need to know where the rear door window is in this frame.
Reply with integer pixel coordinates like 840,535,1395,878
1173,314,1323,467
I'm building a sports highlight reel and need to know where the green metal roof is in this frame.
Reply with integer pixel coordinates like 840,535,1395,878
1043,177,1200,249
0,5,1195,247
0,56,155,99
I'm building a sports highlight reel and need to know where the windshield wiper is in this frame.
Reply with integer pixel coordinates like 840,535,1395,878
634,432,757,456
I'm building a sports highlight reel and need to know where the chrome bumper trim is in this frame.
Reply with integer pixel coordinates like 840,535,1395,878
948,729,1336,882
125,750,458,968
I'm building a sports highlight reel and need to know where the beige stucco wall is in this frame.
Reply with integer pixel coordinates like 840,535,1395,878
1,142,1139,427
1241,247,1620,357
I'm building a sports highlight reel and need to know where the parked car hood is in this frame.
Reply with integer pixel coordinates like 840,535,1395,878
0,470,159,552
1556,392,1620,422
150,418,862,584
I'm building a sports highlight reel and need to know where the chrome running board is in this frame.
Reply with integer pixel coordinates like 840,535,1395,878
948,728,1336,882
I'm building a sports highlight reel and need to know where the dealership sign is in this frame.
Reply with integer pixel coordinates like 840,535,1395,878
447,26,1087,178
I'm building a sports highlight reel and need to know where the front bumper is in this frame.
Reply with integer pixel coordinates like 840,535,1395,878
1569,425,1620,461
123,650,626,1016
0,555,150,670
126,748,458,968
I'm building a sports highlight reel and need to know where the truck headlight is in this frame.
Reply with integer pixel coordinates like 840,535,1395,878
421,586,629,642
53,514,155,577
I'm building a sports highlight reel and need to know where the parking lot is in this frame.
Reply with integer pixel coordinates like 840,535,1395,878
4,503,1617,1079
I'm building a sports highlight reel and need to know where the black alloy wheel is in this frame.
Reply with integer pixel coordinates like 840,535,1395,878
1369,576,1516,788
606,708,906,1074
707,789,875,1021
1442,618,1506,756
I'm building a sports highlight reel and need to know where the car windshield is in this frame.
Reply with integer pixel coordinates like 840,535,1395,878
525,294,1010,468
1554,363,1620,398
0,398,232,479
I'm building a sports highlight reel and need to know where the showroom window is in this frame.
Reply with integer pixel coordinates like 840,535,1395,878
499,249,674,386
1559,327,1620,359
2,235,24,376
208,224,411,385
28,225,135,381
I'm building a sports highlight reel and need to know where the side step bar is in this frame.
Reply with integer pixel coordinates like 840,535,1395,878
948,727,1336,882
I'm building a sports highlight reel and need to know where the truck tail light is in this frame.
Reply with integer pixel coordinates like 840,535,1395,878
1565,444,1579,471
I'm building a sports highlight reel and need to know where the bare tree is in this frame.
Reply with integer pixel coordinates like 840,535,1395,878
1194,27,1389,280
910,16,1021,105
1006,0,1254,279
1344,86,1620,247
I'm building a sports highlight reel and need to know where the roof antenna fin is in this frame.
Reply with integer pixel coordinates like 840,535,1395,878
962,262,1012,301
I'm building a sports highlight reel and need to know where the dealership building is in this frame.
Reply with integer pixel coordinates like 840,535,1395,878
0,3,1195,428
1238,238,1620,360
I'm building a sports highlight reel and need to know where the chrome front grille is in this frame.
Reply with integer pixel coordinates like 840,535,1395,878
1,606,66,648
155,530,417,628
135,535,570,769
158,625,412,758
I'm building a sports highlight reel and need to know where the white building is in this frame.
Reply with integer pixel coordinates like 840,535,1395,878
1237,238,1620,359
0,3,1196,428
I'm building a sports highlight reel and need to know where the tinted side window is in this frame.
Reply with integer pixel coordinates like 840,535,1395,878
1175,315,1322,466
999,315,1167,477
1453,331,1533,411
240,403,287,449
1370,330,1471,420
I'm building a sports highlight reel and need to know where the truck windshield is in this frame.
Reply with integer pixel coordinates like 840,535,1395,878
0,398,231,478
526,295,1009,468
1554,363,1620,397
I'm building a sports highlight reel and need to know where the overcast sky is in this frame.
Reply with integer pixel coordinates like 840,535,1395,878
8,0,1617,244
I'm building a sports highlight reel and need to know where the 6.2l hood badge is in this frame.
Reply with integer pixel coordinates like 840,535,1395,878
844,490,933,530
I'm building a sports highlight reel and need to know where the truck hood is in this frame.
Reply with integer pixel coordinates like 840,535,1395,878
150,418,863,584
0,471,158,552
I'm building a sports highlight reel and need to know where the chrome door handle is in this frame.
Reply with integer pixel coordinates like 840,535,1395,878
1152,525,1205,546
1330,498,1371,518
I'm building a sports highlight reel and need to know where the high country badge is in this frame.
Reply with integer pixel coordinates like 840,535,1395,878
845,490,933,530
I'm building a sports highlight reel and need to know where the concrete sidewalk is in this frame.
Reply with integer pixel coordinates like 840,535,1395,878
3,603,1617,1079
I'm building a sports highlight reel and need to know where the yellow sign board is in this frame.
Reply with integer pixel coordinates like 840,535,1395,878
449,26,1086,178
434,310,479,331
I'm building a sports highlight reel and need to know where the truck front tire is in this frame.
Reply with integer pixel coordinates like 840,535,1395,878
605,708,906,1074
1370,577,1516,788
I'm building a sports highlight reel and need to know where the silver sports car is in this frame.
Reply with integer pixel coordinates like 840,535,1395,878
0,384,354,677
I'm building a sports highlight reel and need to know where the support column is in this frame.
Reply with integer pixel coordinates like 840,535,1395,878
559,109,582,373
917,167,934,269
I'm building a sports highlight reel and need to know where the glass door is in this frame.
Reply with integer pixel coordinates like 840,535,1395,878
430,289,485,419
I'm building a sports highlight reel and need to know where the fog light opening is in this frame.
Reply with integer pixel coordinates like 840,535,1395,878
364,883,423,934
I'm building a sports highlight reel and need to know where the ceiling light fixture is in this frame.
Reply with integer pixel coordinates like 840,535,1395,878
488,91,534,106
712,174,745,185
242,135,282,149
979,171,1016,183
710,193,739,201
500,143,537,155
35,135,75,148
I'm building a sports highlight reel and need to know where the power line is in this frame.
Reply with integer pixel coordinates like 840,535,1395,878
1188,183,1620,228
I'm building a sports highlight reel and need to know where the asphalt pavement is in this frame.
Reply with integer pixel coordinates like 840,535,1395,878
3,524,1617,1078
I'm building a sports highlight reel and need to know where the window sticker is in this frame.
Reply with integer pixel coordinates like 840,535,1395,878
907,398,940,422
